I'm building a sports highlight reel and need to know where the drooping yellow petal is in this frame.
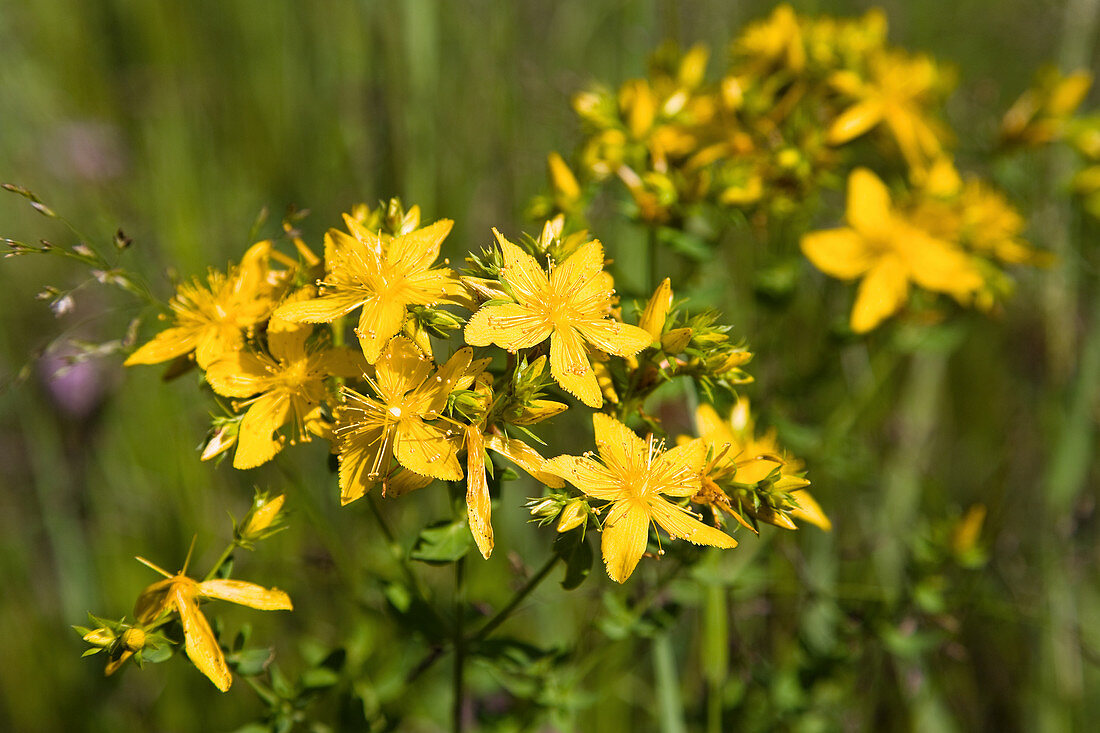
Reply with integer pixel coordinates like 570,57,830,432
198,579,293,610
846,167,894,238
647,497,737,548
601,500,651,583
465,425,494,559
394,419,463,481
124,326,199,366
800,228,876,280
174,586,232,692
850,255,909,333
464,303,552,351
485,435,566,489
550,327,601,407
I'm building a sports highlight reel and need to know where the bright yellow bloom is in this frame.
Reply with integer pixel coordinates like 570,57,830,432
801,168,984,333
133,556,292,691
274,215,459,363
735,4,806,73
334,337,482,505
827,51,948,173
694,400,829,532
465,230,653,407
125,241,278,369
205,291,368,469
545,414,736,583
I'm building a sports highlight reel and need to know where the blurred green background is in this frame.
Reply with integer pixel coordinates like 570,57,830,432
2,1,1098,731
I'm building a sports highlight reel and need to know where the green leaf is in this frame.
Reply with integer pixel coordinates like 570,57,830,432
410,519,472,564
301,666,340,690
227,647,274,677
552,528,593,590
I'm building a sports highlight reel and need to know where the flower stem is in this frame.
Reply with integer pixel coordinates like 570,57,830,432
202,542,238,582
472,554,559,643
452,555,467,733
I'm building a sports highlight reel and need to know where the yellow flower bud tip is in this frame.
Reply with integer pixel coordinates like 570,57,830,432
640,278,673,338
951,504,986,556
547,153,582,203
201,426,238,462
82,628,115,647
120,627,147,653
661,327,693,354
556,500,589,533
242,494,286,536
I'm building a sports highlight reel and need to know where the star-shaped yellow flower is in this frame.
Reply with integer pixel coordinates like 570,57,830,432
545,414,736,583
134,556,292,692
465,230,653,408
205,290,368,470
274,215,459,363
801,168,984,333
826,51,947,174
334,337,482,505
125,241,278,370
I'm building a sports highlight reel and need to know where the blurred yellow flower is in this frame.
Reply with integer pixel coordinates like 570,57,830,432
801,168,984,332
545,414,736,583
465,229,653,407
274,215,459,363
133,556,292,692
125,241,278,369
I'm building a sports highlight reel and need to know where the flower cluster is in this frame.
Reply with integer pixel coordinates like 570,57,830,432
122,201,821,594
535,4,1048,332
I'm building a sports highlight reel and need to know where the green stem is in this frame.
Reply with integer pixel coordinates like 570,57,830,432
453,555,466,733
366,493,433,603
202,541,238,582
653,632,687,733
472,554,559,643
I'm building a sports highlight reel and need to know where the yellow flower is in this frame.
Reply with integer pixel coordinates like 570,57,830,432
205,290,368,469
133,556,292,692
273,215,459,363
694,400,829,532
801,168,984,333
545,414,736,583
334,337,481,505
465,230,653,407
735,4,806,73
827,51,948,174
125,241,278,370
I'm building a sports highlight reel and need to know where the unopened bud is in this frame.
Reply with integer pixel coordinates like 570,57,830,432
661,327,693,354
120,627,147,653
556,500,588,533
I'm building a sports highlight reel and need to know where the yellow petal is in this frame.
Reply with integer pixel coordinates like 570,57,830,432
374,336,432,403
124,327,199,366
575,319,654,357
592,413,646,474
387,219,453,273
394,419,463,481
356,295,409,363
652,439,706,497
541,455,616,497
512,398,568,426
902,233,984,296
233,394,291,470
337,429,387,505
648,497,737,548
800,228,876,280
464,303,552,351
274,290,363,323
174,586,232,692
198,579,293,610
789,489,832,531
694,404,735,447
734,457,782,485
826,99,884,145
549,238,604,295
601,500,651,583
419,347,474,415
550,328,601,407
204,352,271,398
465,426,493,559
382,468,434,497
548,152,581,202
317,347,370,380
850,255,909,333
485,435,566,489
494,229,549,304
195,326,244,371
846,168,893,238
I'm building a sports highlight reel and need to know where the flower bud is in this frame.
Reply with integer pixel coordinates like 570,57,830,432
661,327,693,354
120,627,147,653
556,500,588,533
640,278,673,339
238,492,286,543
